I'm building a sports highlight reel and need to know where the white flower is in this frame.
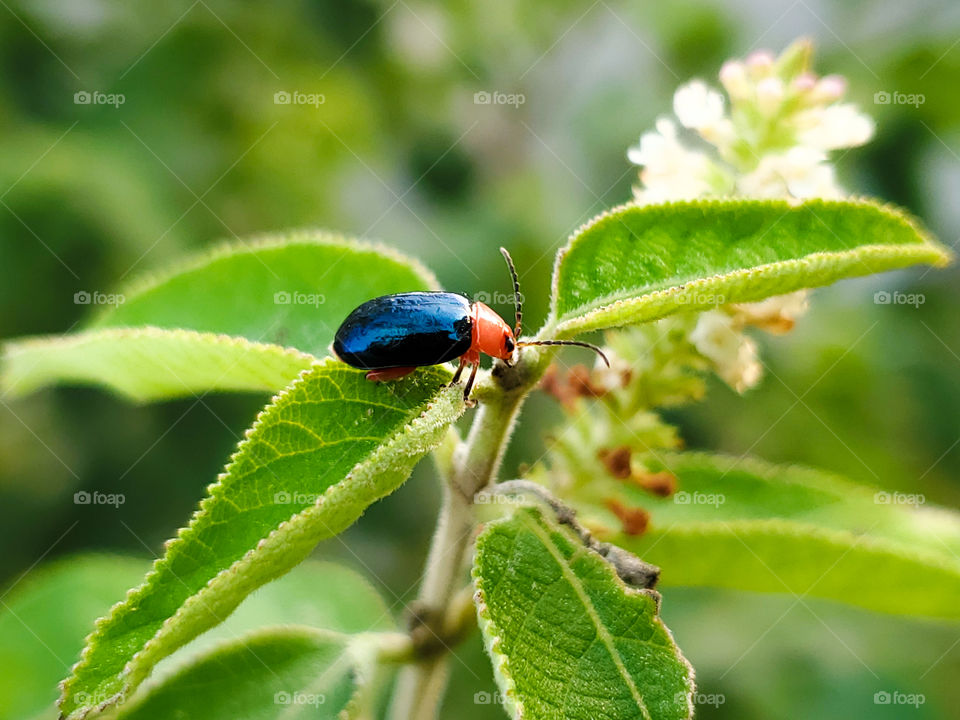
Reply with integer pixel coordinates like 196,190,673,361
733,290,810,334
795,103,875,150
689,311,762,392
673,80,735,149
674,80,725,131
738,146,841,199
627,118,719,202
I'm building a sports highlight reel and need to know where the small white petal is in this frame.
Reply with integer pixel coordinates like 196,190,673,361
738,147,842,199
797,103,874,150
690,311,762,392
628,118,720,202
673,80,725,131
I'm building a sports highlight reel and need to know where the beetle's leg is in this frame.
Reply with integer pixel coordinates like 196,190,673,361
448,358,467,386
366,367,416,382
462,361,480,406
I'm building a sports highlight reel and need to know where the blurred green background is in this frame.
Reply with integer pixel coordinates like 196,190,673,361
1,0,958,717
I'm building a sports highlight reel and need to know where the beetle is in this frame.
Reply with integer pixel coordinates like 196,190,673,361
333,248,608,403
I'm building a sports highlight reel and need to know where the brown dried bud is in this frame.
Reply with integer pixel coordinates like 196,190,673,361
598,446,632,479
631,470,677,497
604,498,650,536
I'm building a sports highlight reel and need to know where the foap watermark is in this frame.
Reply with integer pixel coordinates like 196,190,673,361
274,491,322,505
676,292,726,306
677,691,726,708
74,290,125,306
74,90,125,108
873,90,925,108
75,691,125,707
74,490,125,508
874,290,925,308
874,490,925,507
473,691,505,705
474,90,525,108
474,492,525,506
274,90,325,107
274,290,325,307
473,290,524,306
274,690,325,707
674,490,725,507
874,690,925,707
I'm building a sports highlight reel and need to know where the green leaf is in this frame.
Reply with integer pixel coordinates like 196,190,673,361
1,328,314,402
0,558,391,720
115,627,380,720
90,231,440,356
59,360,464,719
0,555,149,720
473,506,694,720
154,560,395,682
1,233,438,400
589,453,960,620
548,198,951,338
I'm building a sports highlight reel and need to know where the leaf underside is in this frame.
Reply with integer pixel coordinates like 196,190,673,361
58,360,464,719
89,232,440,357
2,327,315,401
473,506,694,720
2,233,438,401
549,198,951,337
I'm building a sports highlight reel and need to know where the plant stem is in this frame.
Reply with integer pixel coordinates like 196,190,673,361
388,349,548,720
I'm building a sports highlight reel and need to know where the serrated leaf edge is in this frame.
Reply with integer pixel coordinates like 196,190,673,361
473,507,695,720
545,197,952,337
88,230,442,326
59,359,464,719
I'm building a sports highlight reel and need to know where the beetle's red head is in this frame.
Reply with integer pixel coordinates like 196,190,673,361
473,302,516,361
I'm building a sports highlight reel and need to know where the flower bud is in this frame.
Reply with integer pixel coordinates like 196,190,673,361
756,77,784,115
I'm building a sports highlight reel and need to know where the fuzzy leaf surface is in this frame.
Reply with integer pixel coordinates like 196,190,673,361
2,234,437,400
548,199,951,337
89,232,439,356
473,506,694,720
58,361,463,719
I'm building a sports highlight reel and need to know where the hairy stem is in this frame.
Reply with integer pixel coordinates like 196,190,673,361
388,348,549,720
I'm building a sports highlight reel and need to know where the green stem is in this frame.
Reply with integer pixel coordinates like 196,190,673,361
388,348,549,720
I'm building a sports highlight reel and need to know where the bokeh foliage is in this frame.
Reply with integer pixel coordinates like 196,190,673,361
2,1,959,718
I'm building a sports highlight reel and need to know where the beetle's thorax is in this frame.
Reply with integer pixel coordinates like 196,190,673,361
471,301,515,362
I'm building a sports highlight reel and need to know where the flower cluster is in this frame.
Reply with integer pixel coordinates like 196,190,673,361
628,38,874,203
625,38,872,392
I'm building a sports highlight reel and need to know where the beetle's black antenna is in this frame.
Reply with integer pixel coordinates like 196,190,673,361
498,247,609,367
499,246,522,337
517,339,610,367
